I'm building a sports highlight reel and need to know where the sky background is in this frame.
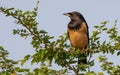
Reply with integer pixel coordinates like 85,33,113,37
0,0,120,74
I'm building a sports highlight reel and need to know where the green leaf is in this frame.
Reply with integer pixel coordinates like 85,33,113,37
101,21,108,24
92,31,100,37
1,73,7,75
59,69,67,74
6,8,14,11
39,30,47,33
102,28,107,31
0,46,4,50
98,72,104,75
94,25,99,28
21,55,30,66
38,73,46,75
117,51,120,56
85,72,97,75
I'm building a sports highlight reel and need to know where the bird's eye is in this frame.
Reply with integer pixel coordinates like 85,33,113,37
69,13,73,16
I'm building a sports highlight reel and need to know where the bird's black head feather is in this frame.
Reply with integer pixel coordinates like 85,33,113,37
64,11,88,30
64,11,86,21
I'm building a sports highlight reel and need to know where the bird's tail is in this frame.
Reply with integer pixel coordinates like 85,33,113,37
78,54,87,64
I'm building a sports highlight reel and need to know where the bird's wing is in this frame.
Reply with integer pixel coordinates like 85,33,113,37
81,22,89,44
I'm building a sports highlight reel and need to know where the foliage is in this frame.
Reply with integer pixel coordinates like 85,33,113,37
0,1,120,75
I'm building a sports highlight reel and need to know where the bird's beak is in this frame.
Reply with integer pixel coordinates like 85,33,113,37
63,13,71,17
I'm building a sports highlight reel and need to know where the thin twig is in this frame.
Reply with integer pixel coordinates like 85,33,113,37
65,60,79,75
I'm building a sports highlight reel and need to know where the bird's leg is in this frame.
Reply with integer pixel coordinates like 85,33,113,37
81,48,86,54
68,49,72,52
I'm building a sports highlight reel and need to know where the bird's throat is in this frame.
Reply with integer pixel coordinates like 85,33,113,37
68,21,81,30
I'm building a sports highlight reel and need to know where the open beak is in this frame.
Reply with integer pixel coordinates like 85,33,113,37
63,13,71,17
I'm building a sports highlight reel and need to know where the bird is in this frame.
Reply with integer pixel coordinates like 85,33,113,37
63,11,89,64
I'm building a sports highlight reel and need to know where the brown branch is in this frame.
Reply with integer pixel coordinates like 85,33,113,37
65,60,79,75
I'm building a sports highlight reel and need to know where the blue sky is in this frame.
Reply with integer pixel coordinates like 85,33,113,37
0,0,120,74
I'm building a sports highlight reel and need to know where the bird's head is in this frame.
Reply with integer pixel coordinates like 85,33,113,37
63,11,85,21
